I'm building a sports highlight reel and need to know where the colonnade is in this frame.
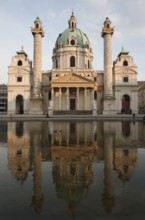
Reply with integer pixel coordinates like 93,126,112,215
50,87,95,111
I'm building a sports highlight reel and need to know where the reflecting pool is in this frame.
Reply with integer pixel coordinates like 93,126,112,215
0,121,145,219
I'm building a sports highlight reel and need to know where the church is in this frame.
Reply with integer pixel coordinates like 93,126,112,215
7,13,138,116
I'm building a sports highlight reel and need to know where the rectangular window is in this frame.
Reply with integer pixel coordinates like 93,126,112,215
123,77,128,82
17,77,22,82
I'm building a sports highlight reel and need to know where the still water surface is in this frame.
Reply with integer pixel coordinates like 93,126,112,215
0,120,145,219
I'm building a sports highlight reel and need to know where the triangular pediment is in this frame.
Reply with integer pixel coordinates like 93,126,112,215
51,73,94,84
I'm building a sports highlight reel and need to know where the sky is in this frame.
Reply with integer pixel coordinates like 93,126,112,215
0,0,145,83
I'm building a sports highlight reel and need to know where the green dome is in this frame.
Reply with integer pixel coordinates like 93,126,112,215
55,28,91,48
55,13,91,49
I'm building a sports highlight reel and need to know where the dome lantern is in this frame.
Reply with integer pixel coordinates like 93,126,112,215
68,11,77,29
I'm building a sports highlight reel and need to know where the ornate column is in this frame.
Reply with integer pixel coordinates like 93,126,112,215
101,17,114,100
101,17,115,114
29,17,44,115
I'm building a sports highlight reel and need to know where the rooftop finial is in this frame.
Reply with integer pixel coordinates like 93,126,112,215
121,46,125,52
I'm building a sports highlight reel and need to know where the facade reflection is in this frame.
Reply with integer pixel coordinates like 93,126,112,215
7,121,30,182
5,120,145,215
51,123,98,215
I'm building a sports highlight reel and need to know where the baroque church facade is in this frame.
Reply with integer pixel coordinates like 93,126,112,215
7,13,138,116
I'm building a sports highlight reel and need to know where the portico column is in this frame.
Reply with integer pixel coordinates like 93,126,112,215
59,88,61,110
77,87,79,110
67,88,69,110
84,88,87,110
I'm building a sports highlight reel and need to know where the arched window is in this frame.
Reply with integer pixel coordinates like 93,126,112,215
123,60,128,66
36,23,39,28
17,60,23,66
107,24,110,28
70,56,75,67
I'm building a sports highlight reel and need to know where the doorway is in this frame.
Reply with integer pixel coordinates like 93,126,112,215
70,99,76,110
16,95,24,114
122,94,131,114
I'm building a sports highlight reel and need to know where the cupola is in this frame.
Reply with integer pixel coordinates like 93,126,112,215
34,17,42,29
68,12,77,29
103,17,111,28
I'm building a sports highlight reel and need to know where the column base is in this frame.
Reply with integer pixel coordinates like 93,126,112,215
29,97,43,115
103,99,115,115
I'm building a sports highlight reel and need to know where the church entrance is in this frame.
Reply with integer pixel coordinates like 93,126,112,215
16,95,24,114
69,88,76,110
70,98,76,110
121,95,131,114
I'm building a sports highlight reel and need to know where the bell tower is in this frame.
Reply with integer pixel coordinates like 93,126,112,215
29,17,44,115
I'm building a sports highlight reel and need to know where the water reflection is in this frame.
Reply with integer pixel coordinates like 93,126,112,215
1,120,145,217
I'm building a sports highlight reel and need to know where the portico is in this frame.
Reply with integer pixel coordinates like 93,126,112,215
48,73,97,115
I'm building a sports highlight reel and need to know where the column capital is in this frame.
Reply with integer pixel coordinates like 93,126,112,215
31,17,44,37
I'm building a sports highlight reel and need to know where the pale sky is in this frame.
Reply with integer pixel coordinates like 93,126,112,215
0,0,145,83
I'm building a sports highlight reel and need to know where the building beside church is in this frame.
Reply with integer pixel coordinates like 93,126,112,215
7,13,139,116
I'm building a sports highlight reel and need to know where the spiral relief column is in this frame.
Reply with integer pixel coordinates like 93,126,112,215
29,17,44,115
102,17,114,100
